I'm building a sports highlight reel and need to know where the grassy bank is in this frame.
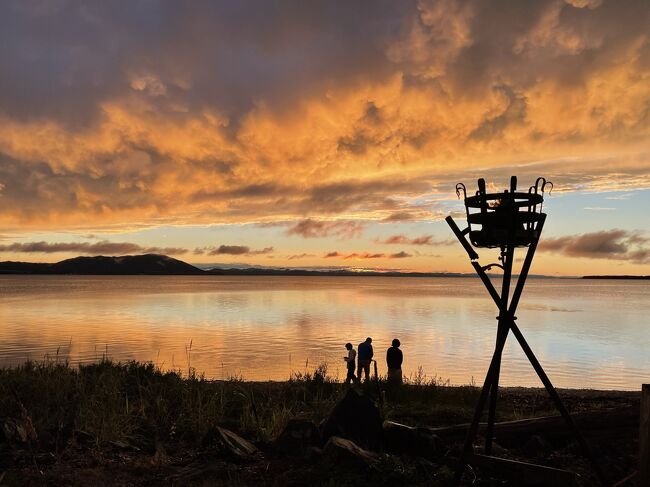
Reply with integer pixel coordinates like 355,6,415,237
0,360,639,485
0,360,478,446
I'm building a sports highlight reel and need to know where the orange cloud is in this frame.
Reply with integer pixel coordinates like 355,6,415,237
194,245,274,256
0,0,647,236
0,241,187,255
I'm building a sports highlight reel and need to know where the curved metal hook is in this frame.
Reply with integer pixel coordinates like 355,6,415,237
533,177,554,196
455,183,467,200
482,263,505,272
542,180,553,196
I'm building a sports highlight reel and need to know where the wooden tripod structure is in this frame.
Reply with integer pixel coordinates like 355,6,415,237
446,176,607,486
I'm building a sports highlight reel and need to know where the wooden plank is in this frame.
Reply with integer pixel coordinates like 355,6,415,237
429,406,638,445
640,384,650,487
467,454,576,486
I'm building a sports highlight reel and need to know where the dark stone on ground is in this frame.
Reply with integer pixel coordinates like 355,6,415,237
322,436,380,470
320,388,383,451
382,421,445,459
2,417,37,444
201,426,258,461
274,419,321,455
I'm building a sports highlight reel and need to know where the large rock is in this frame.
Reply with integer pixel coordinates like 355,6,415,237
274,419,321,455
2,416,37,444
322,436,379,470
201,426,258,460
383,421,445,459
320,388,383,451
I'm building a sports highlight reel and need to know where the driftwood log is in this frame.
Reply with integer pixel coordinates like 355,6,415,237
428,406,637,447
466,454,577,486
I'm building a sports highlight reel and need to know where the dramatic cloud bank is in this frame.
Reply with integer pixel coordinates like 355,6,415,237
0,241,187,255
379,234,452,245
286,219,365,239
0,0,647,232
539,229,650,263
195,245,274,256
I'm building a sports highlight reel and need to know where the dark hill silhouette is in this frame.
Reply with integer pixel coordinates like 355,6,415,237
0,254,204,275
0,254,544,278
0,261,51,274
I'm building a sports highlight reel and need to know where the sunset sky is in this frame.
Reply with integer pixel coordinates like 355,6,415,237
0,0,649,275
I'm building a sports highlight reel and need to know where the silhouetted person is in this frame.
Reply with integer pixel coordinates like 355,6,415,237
386,338,403,385
357,337,373,382
343,342,358,385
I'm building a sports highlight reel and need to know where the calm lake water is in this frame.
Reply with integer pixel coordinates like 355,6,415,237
0,275,649,390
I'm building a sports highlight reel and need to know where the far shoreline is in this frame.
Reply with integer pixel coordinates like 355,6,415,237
0,253,573,278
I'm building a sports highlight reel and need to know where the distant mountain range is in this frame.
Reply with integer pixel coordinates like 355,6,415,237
0,254,203,275
0,253,468,277
0,253,578,278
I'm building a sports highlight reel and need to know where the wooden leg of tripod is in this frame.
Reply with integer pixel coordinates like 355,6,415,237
485,322,509,454
509,319,608,486
454,325,510,485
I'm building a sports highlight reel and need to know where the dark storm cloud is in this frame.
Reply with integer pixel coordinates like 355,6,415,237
0,151,168,225
287,253,316,260
4,0,645,127
301,179,428,214
0,240,188,255
191,183,287,203
539,229,650,263
286,219,364,239
379,235,435,245
444,0,650,94
202,245,274,256
382,212,415,222
389,251,411,258
378,234,455,246
191,178,429,217
0,1,413,126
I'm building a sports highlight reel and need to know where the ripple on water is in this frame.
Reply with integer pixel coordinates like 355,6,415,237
1,276,649,389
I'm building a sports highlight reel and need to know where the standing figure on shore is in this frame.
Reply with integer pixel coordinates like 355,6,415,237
343,343,358,385
386,338,403,385
357,337,373,382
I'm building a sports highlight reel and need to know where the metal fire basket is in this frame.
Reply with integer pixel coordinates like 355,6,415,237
446,176,607,486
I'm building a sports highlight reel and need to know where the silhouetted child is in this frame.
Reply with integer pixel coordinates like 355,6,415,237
343,343,358,385
386,338,403,385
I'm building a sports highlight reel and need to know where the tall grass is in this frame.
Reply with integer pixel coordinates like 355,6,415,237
0,359,351,448
0,358,536,452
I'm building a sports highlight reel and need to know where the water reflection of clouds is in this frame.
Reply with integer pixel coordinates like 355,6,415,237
519,304,580,313
1,276,649,389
